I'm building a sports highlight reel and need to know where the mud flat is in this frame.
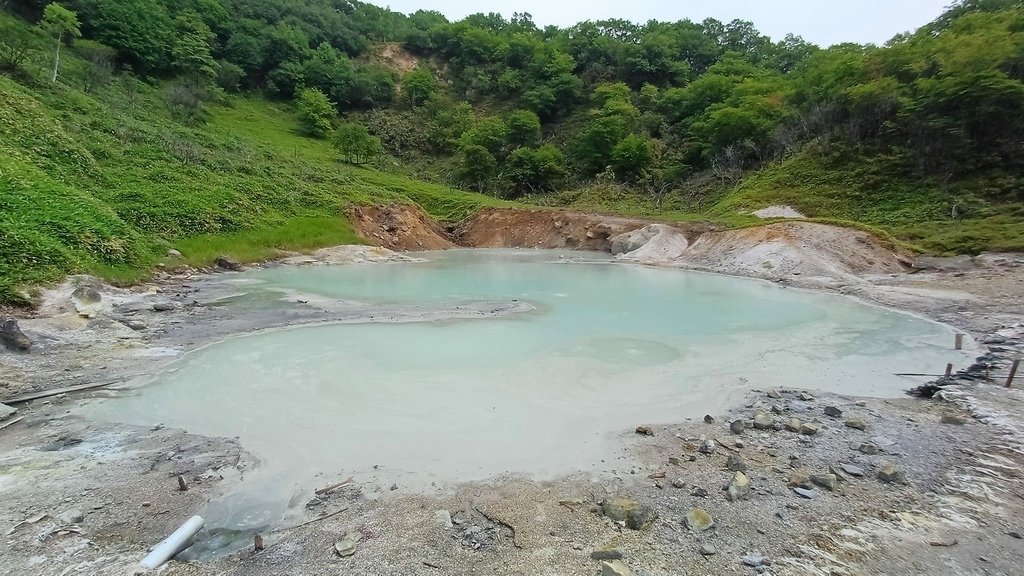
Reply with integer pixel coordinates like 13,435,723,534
1,216,1023,575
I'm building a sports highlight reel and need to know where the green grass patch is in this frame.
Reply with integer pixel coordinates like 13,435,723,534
174,216,364,266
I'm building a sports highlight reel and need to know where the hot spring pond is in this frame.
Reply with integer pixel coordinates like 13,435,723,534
80,249,972,544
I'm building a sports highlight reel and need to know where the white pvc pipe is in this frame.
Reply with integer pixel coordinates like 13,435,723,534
139,515,205,570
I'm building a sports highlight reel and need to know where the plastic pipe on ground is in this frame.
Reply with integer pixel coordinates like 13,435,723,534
139,515,205,570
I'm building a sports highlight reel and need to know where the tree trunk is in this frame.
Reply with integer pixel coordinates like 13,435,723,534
51,36,61,83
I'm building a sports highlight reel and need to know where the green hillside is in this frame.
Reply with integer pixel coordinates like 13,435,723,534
1,0,1023,305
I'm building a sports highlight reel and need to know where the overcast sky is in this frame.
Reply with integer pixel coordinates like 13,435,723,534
367,0,953,46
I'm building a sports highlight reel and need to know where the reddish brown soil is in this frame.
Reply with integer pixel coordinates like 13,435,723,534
454,207,717,251
348,204,454,251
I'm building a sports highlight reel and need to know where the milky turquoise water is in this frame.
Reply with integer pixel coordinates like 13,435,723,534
81,249,973,540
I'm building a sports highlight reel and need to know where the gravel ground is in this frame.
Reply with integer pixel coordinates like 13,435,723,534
0,245,1022,575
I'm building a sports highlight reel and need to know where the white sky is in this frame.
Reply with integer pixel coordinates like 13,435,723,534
367,0,953,46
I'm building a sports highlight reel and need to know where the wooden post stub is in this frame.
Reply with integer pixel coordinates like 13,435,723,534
254,534,265,551
177,474,188,492
1006,359,1020,388
955,334,965,350
944,363,953,377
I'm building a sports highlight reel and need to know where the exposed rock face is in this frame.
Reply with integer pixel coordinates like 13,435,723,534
215,256,243,271
0,403,16,420
349,204,455,251
0,319,32,351
610,224,690,263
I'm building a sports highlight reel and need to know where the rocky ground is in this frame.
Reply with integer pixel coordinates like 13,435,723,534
1,212,1023,575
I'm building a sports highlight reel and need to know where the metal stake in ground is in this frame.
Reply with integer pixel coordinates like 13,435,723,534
945,363,953,377
1007,357,1021,388
955,333,965,350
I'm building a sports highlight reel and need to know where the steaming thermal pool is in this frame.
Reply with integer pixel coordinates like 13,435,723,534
81,249,974,539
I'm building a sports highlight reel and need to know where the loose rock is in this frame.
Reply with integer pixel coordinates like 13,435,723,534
684,508,715,532
743,554,767,567
58,509,85,524
0,403,16,421
600,560,632,576
635,426,654,436
839,463,865,477
845,418,867,430
729,420,746,434
798,392,815,401
726,454,748,472
334,534,358,557
726,472,751,501
766,389,782,399
824,406,843,418
858,442,880,455
215,256,243,271
810,473,837,491
167,248,183,258
793,487,820,499
752,413,774,430
0,319,32,351
799,422,819,435
877,463,902,483
671,478,686,489
784,418,802,433
698,439,716,454
699,543,717,556
591,545,624,560
434,510,453,529
601,499,658,530
704,414,716,424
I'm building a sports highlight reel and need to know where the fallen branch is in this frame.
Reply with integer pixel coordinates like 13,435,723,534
282,506,349,532
2,380,123,405
0,416,24,431
315,477,354,496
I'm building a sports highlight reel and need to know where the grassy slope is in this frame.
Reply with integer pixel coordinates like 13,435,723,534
0,24,505,304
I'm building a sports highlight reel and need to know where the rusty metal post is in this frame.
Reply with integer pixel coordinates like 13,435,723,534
944,363,953,377
955,333,965,350
1006,359,1020,388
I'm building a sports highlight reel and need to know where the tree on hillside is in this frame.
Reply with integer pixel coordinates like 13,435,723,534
170,11,215,84
610,134,654,181
295,87,335,138
457,143,498,193
334,122,383,164
40,2,81,82
402,67,438,107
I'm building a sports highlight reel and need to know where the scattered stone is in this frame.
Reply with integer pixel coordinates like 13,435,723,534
434,510,453,529
648,470,666,479
215,256,243,271
726,454,748,472
941,413,967,425
704,415,716,424
855,401,867,407
839,463,865,477
771,404,783,415
671,478,686,489
334,534,357,557
167,248,183,258
793,487,820,499
799,422,819,435
691,487,709,498
152,301,179,312
1008,531,1023,540
0,403,16,420
601,499,658,530
858,442,880,455
789,458,802,469
752,413,774,430
58,509,85,524
824,406,843,418
635,425,654,436
845,418,867,431
798,392,815,401
699,543,717,556
600,560,632,576
810,473,837,491
742,554,767,567
0,319,32,351
71,286,102,317
928,538,958,547
726,472,751,501
827,465,847,481
786,471,809,487
766,389,782,399
784,418,802,433
730,420,746,434
766,449,778,457
699,439,716,455
591,545,624,560
668,457,681,466
683,508,714,532
877,463,902,483
734,440,745,448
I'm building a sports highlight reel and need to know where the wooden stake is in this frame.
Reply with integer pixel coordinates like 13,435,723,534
1006,359,1020,388
955,334,965,350
944,363,953,377
254,534,265,551
177,474,188,492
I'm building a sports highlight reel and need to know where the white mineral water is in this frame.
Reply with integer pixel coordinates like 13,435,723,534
80,249,974,542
